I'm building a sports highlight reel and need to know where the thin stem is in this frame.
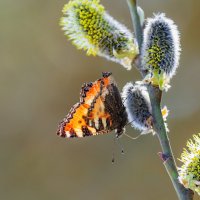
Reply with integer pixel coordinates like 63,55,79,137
127,0,147,76
149,85,194,200
127,0,143,51
127,1,194,199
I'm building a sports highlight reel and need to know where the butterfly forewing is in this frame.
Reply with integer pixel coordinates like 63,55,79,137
56,72,127,138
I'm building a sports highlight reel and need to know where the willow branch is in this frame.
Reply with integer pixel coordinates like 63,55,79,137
127,0,143,51
127,0,194,199
149,85,193,200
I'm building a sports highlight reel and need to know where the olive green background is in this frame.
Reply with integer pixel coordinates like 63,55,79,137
1,0,200,200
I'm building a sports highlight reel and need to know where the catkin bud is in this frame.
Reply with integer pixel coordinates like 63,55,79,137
122,82,169,134
141,13,181,89
60,0,138,70
178,133,200,196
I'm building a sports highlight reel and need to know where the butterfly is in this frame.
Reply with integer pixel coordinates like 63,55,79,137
56,72,128,139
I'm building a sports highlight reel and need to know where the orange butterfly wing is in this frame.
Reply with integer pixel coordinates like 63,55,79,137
57,72,113,138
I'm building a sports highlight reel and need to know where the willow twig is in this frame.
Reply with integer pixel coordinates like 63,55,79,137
127,0,143,51
149,85,193,200
127,0,194,199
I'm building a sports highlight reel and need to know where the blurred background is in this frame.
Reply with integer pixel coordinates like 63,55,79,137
1,0,200,199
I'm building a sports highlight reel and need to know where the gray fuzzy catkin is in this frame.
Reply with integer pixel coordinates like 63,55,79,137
122,82,152,133
141,13,181,78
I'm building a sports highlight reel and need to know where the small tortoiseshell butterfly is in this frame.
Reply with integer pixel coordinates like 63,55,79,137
57,72,127,138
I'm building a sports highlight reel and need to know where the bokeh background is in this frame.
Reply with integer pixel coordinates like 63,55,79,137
1,0,200,199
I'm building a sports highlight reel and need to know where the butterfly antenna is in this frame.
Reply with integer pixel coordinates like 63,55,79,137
115,137,125,155
111,136,125,164
122,95,129,104
111,137,116,164
111,152,115,164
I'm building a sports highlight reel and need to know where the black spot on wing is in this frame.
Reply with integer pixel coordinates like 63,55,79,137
82,126,93,137
82,115,89,125
91,120,96,129
106,118,110,129
69,128,76,138
98,118,104,131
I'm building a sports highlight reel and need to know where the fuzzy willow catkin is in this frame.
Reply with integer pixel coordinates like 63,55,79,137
141,13,181,89
178,133,200,196
122,82,152,134
122,82,169,134
60,0,139,70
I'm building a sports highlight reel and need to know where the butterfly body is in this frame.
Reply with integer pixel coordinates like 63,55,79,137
57,72,127,139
